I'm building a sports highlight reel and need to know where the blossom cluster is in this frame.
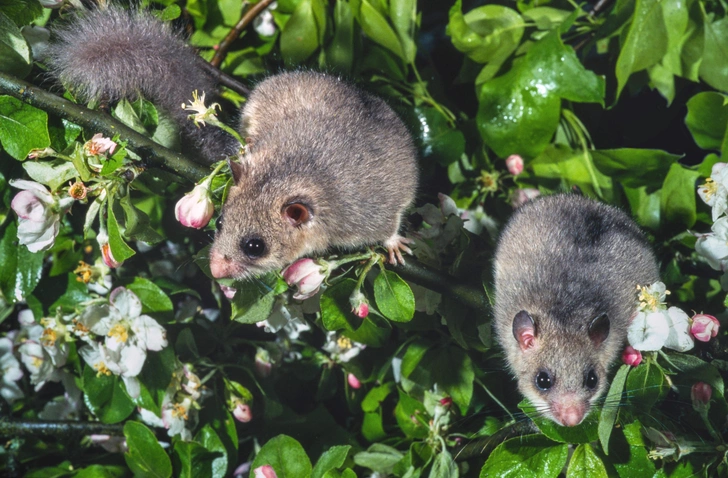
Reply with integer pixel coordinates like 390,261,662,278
696,163,728,279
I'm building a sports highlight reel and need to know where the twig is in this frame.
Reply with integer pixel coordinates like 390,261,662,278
387,259,491,316
589,0,614,16
210,0,276,68
195,56,251,96
0,72,209,183
0,418,124,438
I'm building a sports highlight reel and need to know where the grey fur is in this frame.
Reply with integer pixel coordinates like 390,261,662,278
493,194,658,424
45,5,238,163
210,71,419,277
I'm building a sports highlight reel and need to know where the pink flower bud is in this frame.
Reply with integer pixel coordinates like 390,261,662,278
219,284,237,300
175,182,214,229
622,345,642,366
282,258,327,300
691,382,712,409
97,231,123,269
10,179,66,253
233,403,252,423
255,348,272,378
439,397,453,407
349,290,369,318
253,465,278,478
510,188,540,208
505,154,524,176
84,133,117,156
347,373,361,389
691,314,720,342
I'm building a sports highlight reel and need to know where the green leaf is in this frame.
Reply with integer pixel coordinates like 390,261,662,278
0,0,43,25
660,162,700,229
480,434,569,478
83,365,135,423
699,15,728,93
134,347,176,416
124,421,173,478
0,11,31,77
0,95,50,160
325,0,355,72
566,444,607,478
389,0,417,63
520,400,599,444
0,222,44,303
280,0,326,65
107,200,136,262
626,360,666,412
250,435,313,478
430,449,458,478
446,0,524,64
230,287,276,324
611,421,656,478
22,161,78,192
312,445,351,478
615,0,668,99
401,339,432,378
119,193,164,244
432,346,474,414
410,106,465,166
173,441,219,478
591,148,680,190
527,145,612,200
342,314,391,347
354,444,404,472
321,279,360,331
685,92,728,157
196,425,228,478
394,389,429,439
665,353,725,399
373,270,415,322
598,364,629,454
357,0,405,60
126,277,174,313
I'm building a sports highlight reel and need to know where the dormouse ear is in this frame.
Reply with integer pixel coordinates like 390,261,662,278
282,202,312,227
512,310,537,351
228,158,247,184
588,313,610,347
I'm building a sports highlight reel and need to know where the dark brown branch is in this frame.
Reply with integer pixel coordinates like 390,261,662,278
195,56,251,96
0,72,209,183
210,0,276,68
0,418,124,438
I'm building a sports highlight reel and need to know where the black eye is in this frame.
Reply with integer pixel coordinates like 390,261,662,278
536,371,552,391
216,213,224,232
585,369,598,390
242,238,266,258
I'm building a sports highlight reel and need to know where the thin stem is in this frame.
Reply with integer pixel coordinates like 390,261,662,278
0,418,124,437
210,0,276,68
0,72,209,183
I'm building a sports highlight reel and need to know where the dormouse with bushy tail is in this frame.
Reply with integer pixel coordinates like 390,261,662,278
46,5,419,279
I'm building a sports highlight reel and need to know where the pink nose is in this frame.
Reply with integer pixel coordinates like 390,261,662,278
551,397,587,427
209,250,240,279
557,406,585,427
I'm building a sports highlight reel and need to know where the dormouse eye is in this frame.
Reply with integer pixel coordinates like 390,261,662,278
585,369,598,390
216,213,224,232
241,238,266,258
536,371,553,391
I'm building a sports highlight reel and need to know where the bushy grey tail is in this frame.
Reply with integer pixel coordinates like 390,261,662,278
45,5,239,164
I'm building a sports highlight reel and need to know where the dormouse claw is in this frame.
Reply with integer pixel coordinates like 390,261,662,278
384,235,413,265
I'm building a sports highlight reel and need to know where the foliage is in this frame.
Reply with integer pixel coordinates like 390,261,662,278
0,0,727,476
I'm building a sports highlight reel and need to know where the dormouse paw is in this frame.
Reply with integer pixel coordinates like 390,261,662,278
384,235,413,265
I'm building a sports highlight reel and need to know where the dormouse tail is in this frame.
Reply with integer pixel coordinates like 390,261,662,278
45,5,239,164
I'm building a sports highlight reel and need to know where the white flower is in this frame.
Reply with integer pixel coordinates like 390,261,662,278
627,307,694,352
253,2,277,36
139,407,165,428
695,217,728,271
10,179,73,252
18,341,62,390
698,163,728,221
182,90,221,127
0,338,23,403
257,300,310,339
162,397,194,441
79,341,144,398
322,332,365,363
663,307,694,352
38,372,82,420
637,282,669,312
84,133,117,157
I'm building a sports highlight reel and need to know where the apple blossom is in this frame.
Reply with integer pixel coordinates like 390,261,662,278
663,307,695,352
175,178,215,229
182,90,221,127
0,338,23,403
691,382,712,410
697,163,728,221
233,402,253,422
347,373,362,389
254,465,278,478
282,258,328,300
253,4,277,36
219,284,237,299
84,133,117,156
627,310,670,351
691,314,720,342
349,290,369,318
89,435,128,453
257,300,310,338
695,217,728,271
10,179,73,252
621,345,642,366
323,332,365,363
162,397,194,441
505,154,524,176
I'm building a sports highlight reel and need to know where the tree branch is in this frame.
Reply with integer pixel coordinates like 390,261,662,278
0,418,124,438
0,72,210,183
210,0,276,68
387,259,491,316
195,56,251,97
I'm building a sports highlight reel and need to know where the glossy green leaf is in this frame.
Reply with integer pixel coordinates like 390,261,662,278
430,449,458,478
0,222,44,303
119,193,164,244
390,0,416,63
280,0,326,65
480,434,569,478
566,444,608,478
615,0,668,99
0,12,31,77
124,421,173,478
312,445,351,478
107,201,136,262
0,0,43,25
0,95,50,160
527,145,612,199
342,313,390,346
325,0,355,72
373,270,415,322
660,163,700,229
250,435,313,478
173,441,219,478
196,425,228,478
357,0,404,60
134,347,176,416
411,106,465,166
321,278,360,331
626,360,667,412
354,443,404,471
611,421,656,478
685,92,728,157
591,148,680,190
700,15,728,93
126,276,174,313
83,365,135,424
446,0,524,64
598,364,629,454
521,400,599,444
22,161,78,192
394,389,429,439
432,346,474,414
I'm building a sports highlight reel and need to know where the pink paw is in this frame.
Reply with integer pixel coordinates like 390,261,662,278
384,235,413,265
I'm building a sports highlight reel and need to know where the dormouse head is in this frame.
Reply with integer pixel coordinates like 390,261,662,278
208,159,324,280
510,310,611,427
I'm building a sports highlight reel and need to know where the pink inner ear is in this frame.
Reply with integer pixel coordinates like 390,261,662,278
517,329,536,351
284,203,310,227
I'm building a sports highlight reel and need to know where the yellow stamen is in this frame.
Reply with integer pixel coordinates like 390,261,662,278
108,324,128,343
41,328,57,347
171,403,189,420
700,177,718,201
95,362,112,376
336,336,352,350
